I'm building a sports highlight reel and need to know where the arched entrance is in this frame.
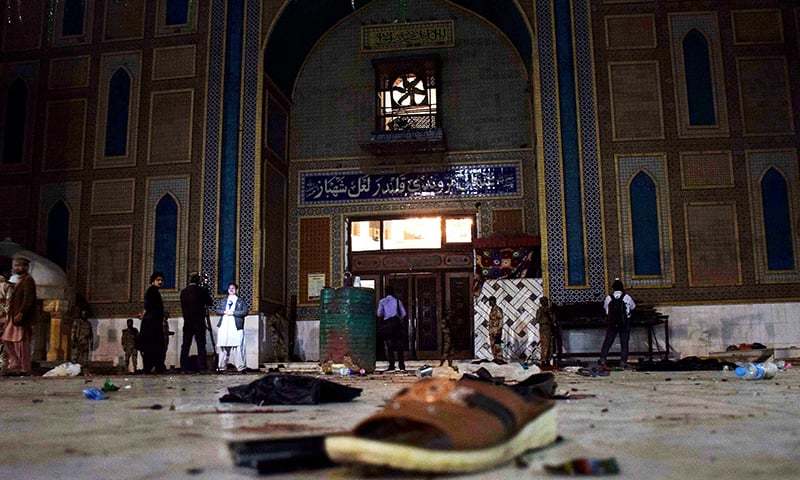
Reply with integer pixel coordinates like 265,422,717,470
259,0,539,360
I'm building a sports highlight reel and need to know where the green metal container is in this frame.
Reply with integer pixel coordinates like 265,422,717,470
319,287,376,372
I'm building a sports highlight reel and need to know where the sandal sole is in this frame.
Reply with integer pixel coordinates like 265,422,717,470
325,406,557,473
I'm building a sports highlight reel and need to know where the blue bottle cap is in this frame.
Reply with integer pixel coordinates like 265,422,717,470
734,367,747,377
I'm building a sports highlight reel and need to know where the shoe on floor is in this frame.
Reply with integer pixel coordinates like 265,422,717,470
325,377,557,473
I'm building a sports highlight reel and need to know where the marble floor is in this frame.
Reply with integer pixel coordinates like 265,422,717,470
1,365,799,479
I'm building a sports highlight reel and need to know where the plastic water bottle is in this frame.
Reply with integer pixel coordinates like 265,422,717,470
338,367,351,376
734,362,778,380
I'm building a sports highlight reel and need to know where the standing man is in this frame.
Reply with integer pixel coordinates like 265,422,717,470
179,273,214,372
121,319,139,373
2,257,37,375
216,283,248,373
488,296,504,361
599,278,636,368
70,307,94,366
0,273,13,372
535,296,555,369
377,286,407,372
138,272,167,373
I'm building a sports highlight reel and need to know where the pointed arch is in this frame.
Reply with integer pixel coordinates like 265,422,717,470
63,0,85,36
166,0,189,25
104,68,131,157
629,171,662,275
761,167,795,270
682,29,716,126
46,201,71,270
154,194,179,289
2,78,27,164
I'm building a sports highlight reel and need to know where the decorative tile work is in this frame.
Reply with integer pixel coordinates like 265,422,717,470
238,0,262,307
736,57,794,136
202,0,260,304
732,10,783,45
684,202,742,287
48,56,91,89
536,0,606,303
492,209,524,234
287,150,536,316
201,0,226,293
143,176,191,301
38,182,82,280
155,0,199,37
615,154,673,288
152,46,197,80
51,0,95,46
147,89,194,164
87,226,134,303
668,13,730,138
746,149,800,284
94,52,141,169
680,151,734,190
91,179,136,215
604,14,656,50
474,279,543,361
43,99,87,172
0,61,38,174
608,62,664,140
103,0,145,41
299,163,522,206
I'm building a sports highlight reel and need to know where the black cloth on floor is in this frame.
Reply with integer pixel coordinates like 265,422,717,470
220,374,362,405
636,356,737,372
462,368,557,400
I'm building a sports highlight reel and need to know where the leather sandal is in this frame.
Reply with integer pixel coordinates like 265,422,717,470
325,377,556,473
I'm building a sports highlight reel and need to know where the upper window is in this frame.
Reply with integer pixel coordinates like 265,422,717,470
761,168,795,271
104,68,132,157
62,0,85,36
46,201,70,270
629,171,662,276
375,57,439,132
2,79,27,165
350,216,474,252
166,0,190,26
154,194,179,289
682,29,716,126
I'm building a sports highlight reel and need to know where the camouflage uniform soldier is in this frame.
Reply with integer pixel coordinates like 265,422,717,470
121,319,139,372
488,296,504,360
70,308,94,366
535,296,555,368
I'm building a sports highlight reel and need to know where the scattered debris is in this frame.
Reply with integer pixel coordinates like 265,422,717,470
544,458,620,476
82,388,107,401
190,408,296,415
220,374,362,405
186,468,204,475
416,364,433,377
101,379,120,392
31,398,43,404
43,362,81,377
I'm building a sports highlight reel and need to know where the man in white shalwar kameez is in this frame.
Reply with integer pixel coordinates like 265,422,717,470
216,283,248,372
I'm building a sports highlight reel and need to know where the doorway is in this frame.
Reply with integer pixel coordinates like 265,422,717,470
349,214,476,360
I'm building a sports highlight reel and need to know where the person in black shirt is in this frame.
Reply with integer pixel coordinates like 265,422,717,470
138,272,166,373
179,273,214,371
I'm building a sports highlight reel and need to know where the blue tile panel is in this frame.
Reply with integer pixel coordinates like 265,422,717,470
554,0,586,286
203,0,260,305
201,0,225,296
218,0,244,293
300,164,520,205
536,0,605,303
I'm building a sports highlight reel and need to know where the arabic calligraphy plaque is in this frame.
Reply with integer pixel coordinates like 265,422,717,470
361,20,455,53
300,164,520,205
